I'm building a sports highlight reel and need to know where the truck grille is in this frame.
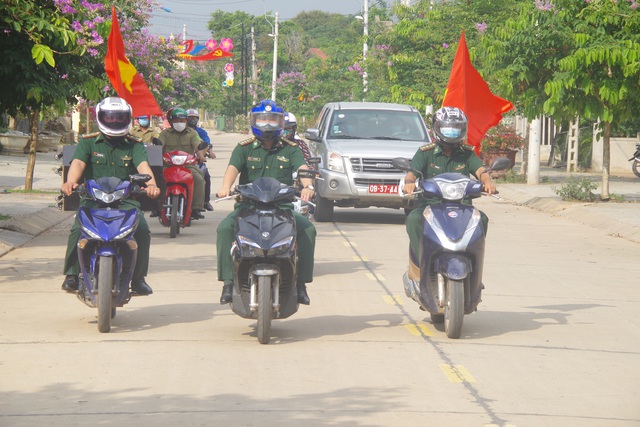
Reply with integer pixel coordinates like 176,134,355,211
350,158,398,173
354,178,401,187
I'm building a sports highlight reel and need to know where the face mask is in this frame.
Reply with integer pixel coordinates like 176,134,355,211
138,118,149,127
281,129,292,139
440,127,461,139
172,122,187,132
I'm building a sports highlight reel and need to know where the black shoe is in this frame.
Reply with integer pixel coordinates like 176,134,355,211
220,282,233,304
131,278,153,296
191,210,205,220
61,275,79,292
297,282,310,305
150,210,160,218
204,202,214,211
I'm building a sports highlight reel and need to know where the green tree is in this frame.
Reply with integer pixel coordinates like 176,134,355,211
484,0,640,199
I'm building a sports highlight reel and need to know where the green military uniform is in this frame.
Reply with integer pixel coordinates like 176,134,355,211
63,133,152,280
406,142,487,258
130,125,161,145
158,127,205,210
216,136,317,283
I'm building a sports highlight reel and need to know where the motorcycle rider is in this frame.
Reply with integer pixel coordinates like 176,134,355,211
186,108,215,211
282,112,312,165
216,100,317,305
60,96,160,295
402,107,496,280
158,107,208,220
130,115,160,145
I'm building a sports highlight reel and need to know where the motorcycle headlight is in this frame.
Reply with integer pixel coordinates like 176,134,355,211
114,227,135,240
267,236,294,257
237,236,264,257
79,224,103,241
171,155,188,165
327,151,345,173
436,181,466,201
92,188,126,204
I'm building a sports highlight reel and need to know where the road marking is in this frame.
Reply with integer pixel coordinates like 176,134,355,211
353,255,369,262
440,364,477,383
383,295,403,305
365,272,385,281
404,323,433,337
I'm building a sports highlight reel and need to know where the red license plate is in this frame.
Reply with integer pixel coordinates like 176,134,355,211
368,184,398,194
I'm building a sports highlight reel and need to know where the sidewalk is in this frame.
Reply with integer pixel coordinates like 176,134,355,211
1,137,639,257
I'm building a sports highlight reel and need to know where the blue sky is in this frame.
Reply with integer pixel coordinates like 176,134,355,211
150,0,371,40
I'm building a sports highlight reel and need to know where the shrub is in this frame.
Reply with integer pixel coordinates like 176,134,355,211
553,176,598,201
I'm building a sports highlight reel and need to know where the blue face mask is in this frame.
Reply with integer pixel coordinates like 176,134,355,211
138,118,149,127
440,127,461,139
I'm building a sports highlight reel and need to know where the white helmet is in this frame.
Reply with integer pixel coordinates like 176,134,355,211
284,112,297,129
96,97,132,137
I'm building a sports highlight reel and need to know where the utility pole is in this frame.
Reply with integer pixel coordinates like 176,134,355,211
271,11,279,101
363,0,368,100
251,27,258,106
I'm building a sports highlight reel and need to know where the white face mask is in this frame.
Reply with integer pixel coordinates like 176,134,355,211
172,122,187,132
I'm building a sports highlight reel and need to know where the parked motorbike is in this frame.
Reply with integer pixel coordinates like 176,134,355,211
216,176,313,344
392,157,511,338
159,150,198,238
628,143,640,178
73,174,151,333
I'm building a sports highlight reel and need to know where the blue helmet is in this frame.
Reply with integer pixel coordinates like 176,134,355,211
250,99,284,142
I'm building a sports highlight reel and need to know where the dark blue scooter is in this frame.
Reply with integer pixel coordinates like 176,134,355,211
75,174,150,333
393,157,510,338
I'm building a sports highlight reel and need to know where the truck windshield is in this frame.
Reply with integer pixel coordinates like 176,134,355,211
327,109,429,142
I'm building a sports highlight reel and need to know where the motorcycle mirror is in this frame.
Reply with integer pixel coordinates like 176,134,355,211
392,157,423,179
489,157,512,172
129,173,152,183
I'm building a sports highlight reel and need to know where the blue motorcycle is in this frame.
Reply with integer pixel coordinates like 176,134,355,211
393,157,510,338
75,174,150,333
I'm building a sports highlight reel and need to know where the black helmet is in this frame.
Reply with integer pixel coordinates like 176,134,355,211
433,106,468,149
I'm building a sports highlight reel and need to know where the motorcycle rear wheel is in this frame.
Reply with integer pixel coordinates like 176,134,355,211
97,256,114,333
444,279,464,339
632,160,640,178
170,194,179,238
257,276,272,344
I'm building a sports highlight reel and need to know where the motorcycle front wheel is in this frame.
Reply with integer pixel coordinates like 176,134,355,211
632,160,640,178
97,256,114,333
257,276,273,344
170,194,179,238
444,279,464,339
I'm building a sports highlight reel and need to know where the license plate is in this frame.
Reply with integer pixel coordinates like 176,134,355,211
368,184,398,194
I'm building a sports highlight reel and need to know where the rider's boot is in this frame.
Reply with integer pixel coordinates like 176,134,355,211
297,282,310,305
220,281,233,304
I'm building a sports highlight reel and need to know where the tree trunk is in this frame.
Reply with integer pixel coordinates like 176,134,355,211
601,121,611,200
24,108,40,191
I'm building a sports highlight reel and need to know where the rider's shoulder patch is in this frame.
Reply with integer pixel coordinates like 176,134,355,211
282,137,297,147
419,142,436,151
125,133,143,143
80,132,101,139
239,136,257,146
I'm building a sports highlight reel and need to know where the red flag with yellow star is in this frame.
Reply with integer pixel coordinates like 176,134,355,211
105,6,163,117
442,31,513,156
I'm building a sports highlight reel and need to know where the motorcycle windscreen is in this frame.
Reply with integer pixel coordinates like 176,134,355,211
236,207,296,254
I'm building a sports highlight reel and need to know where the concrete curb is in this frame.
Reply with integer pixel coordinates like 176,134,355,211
498,186,640,244
0,207,73,257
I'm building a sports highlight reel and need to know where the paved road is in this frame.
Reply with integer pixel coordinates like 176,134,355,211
0,134,639,426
